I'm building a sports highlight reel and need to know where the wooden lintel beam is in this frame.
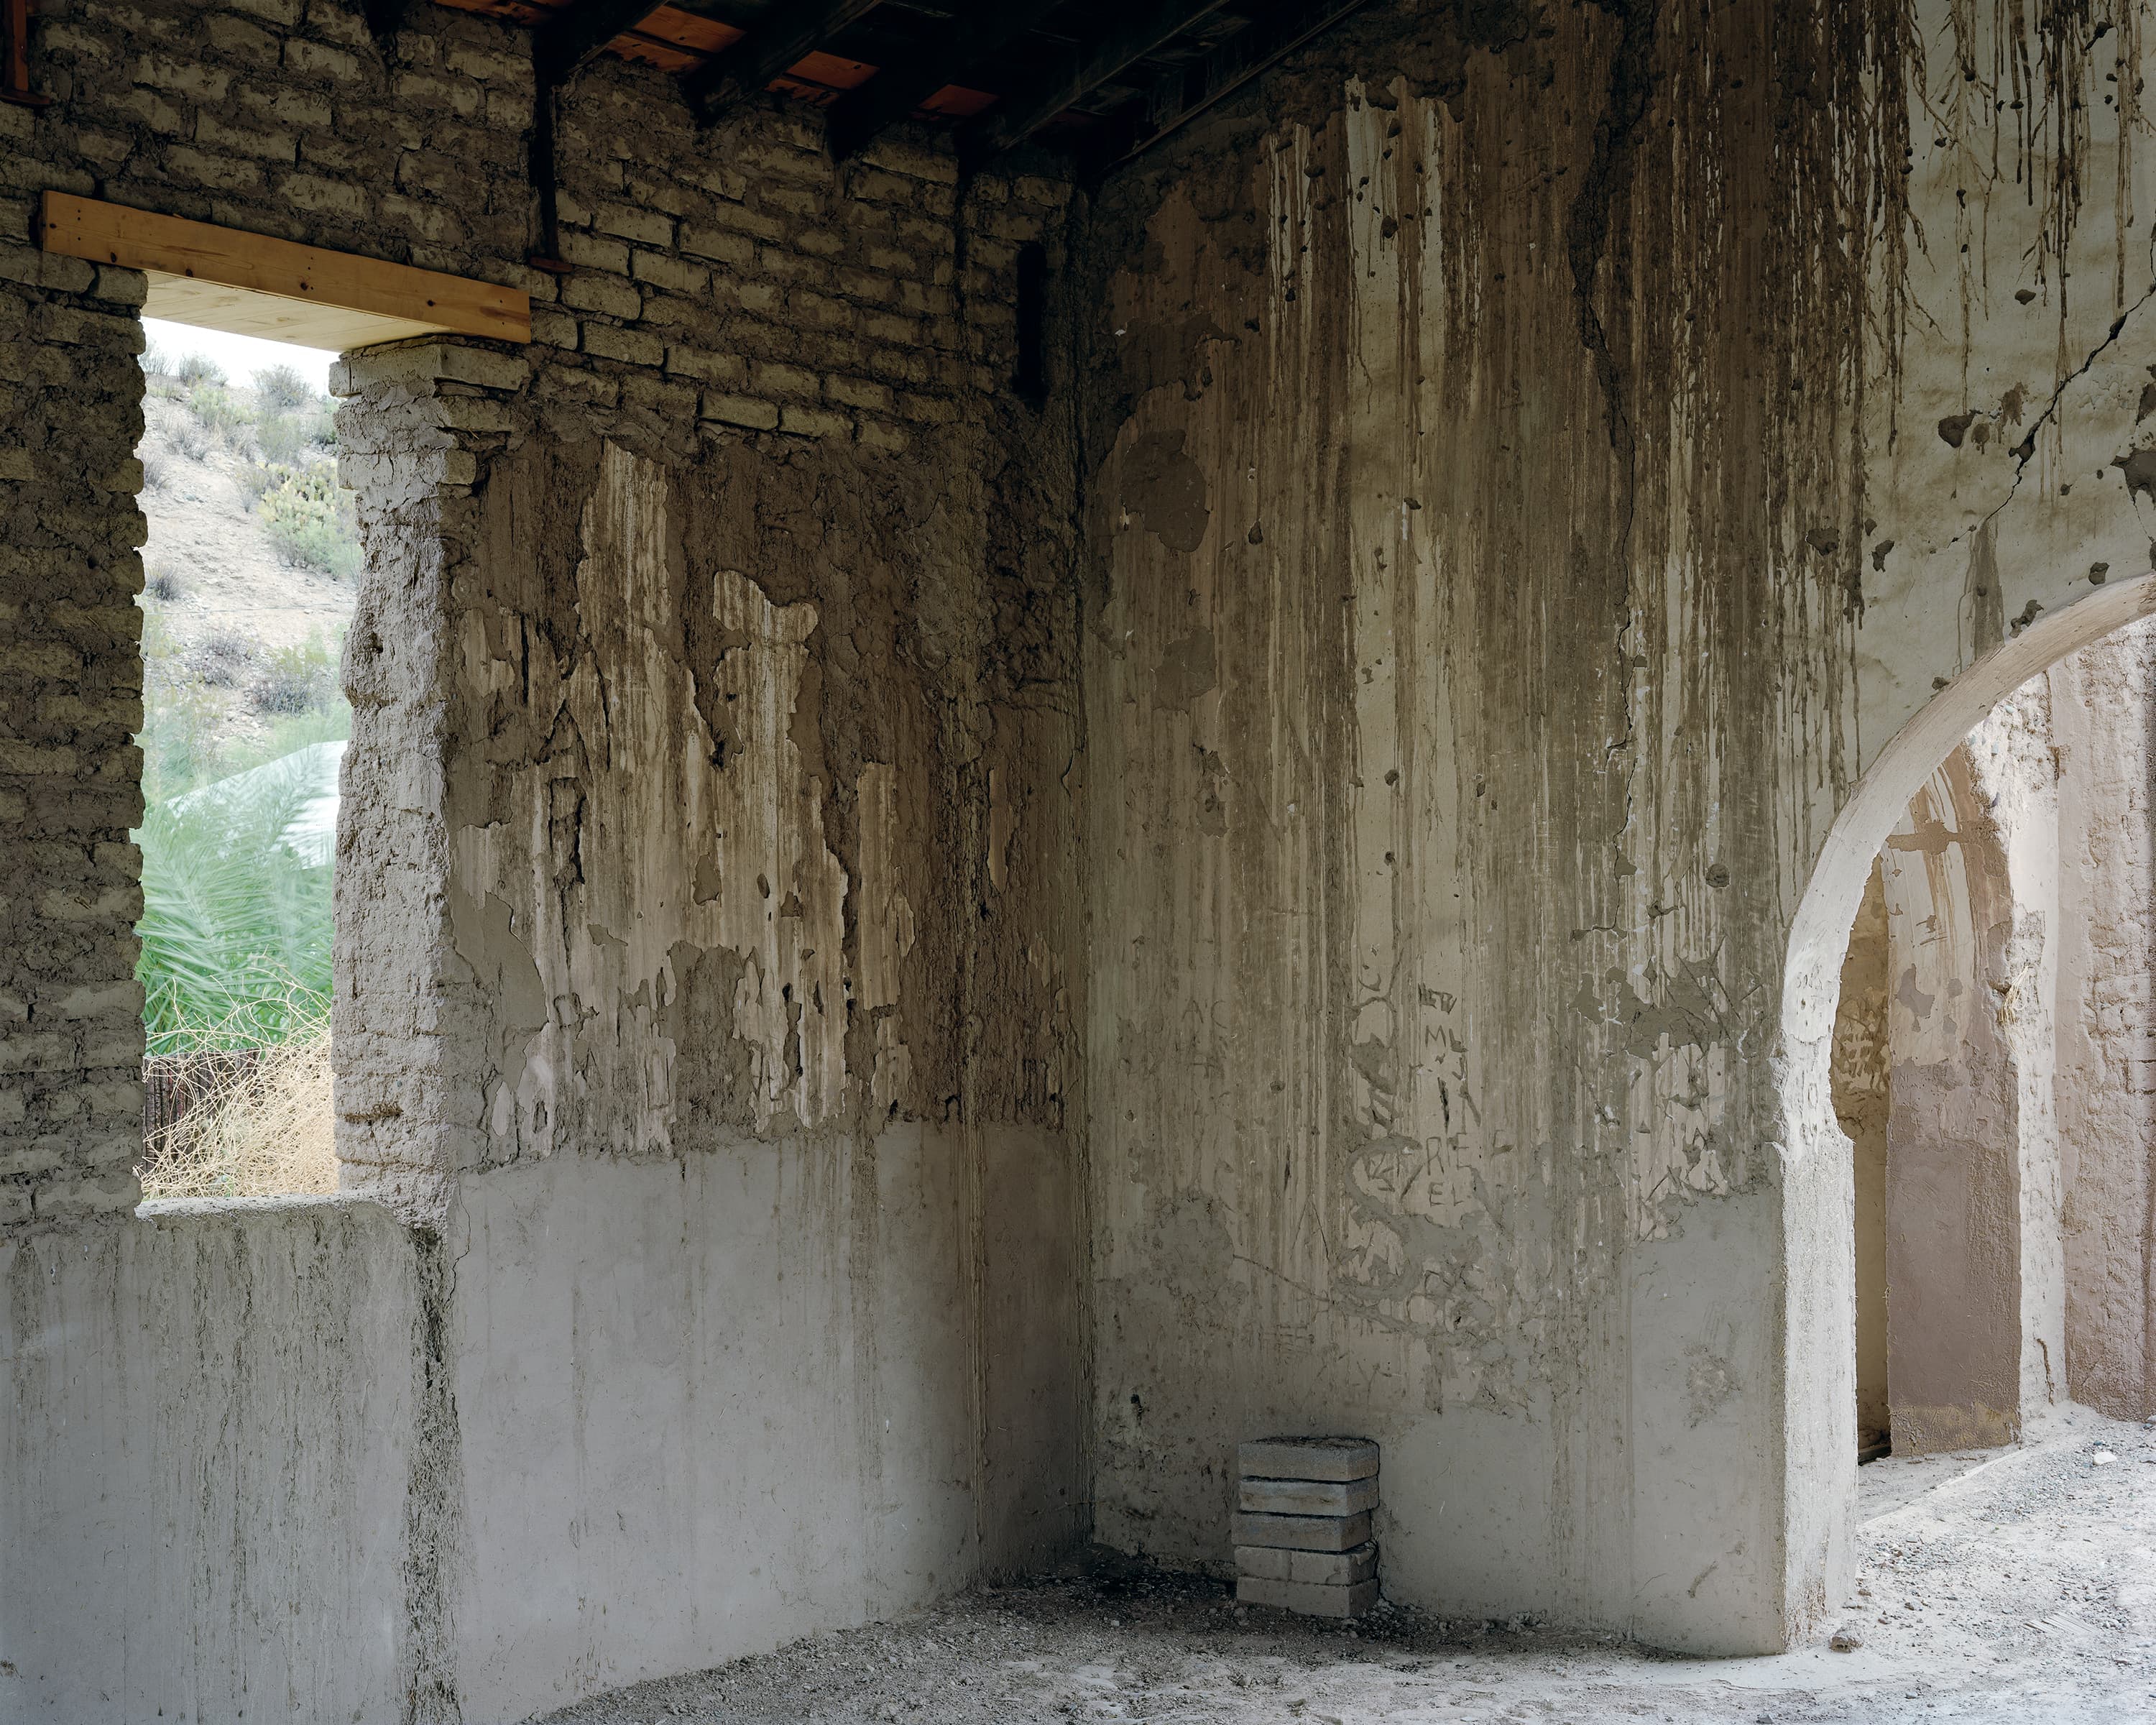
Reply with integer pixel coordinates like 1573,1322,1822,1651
38,192,531,350
1102,0,1378,171
826,0,1067,162
970,0,1233,155
681,0,887,121
535,0,668,87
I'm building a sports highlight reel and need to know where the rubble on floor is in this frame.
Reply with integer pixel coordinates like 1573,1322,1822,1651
532,1411,2156,1724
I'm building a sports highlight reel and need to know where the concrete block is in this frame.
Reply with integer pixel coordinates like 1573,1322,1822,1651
1236,1575,1379,1619
1236,1541,1378,1586
1238,1435,1381,1481
1230,1509,1370,1552
1238,1475,1378,1516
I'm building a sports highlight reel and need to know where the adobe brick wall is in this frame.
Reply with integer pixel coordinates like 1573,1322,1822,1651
0,249,149,1228
4,4,1089,1707
2,0,1081,1230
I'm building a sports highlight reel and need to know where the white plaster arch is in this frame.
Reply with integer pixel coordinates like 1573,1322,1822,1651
1773,571,2156,1639
1785,574,2156,1059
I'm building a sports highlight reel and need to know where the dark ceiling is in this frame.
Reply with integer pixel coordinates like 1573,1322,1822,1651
419,0,1373,172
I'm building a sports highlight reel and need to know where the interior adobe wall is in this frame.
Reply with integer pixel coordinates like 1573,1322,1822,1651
1963,678,2066,1427
328,316,1086,1711
0,249,149,1229
1876,748,2024,1455
3,1,1089,1716
1076,0,2156,1655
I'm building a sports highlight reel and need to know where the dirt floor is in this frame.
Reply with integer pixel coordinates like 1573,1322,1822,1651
532,1405,2156,1724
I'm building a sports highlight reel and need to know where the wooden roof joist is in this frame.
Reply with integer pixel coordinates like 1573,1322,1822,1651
37,193,531,351
968,0,1235,154
824,0,1070,162
458,0,1377,172
681,0,888,119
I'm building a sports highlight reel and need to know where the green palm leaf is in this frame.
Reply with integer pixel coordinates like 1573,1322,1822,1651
135,744,341,1054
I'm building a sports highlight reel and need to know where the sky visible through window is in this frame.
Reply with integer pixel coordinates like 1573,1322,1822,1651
142,318,336,392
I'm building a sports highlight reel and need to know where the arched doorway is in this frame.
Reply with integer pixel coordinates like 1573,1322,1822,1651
1784,575,2156,1576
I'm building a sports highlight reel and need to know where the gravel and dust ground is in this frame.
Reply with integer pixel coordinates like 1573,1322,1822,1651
532,1405,2156,1725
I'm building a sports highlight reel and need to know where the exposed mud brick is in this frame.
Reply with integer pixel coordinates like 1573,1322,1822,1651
0,268,148,1228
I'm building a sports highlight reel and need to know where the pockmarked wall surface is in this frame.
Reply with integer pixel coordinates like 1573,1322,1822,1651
1825,630,2152,1450
1875,746,2027,1455
1077,0,2156,1654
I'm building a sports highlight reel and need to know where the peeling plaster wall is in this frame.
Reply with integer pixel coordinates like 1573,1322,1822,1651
2052,617,2156,1420
13,0,2156,1700
1965,681,2067,1425
1078,5,1871,1650
1079,0,2156,1654
327,309,1086,1706
4,0,1089,1711
1876,748,2023,1454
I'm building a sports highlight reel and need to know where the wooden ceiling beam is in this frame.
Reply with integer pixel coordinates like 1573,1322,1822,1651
1100,0,1377,170
534,0,672,87
969,0,1233,155
824,0,1067,162
681,0,888,121
39,191,531,348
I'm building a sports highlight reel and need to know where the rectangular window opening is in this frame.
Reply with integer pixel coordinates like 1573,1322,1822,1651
131,319,354,1202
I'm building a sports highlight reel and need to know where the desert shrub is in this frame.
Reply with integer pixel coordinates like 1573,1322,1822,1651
236,457,280,502
196,630,258,688
139,341,172,378
141,679,226,799
256,463,362,579
137,613,230,801
137,1027,338,1198
142,681,226,801
252,636,338,715
255,413,305,464
252,364,315,415
144,564,183,602
137,1026,337,1198
173,423,211,462
134,743,340,1054
186,382,249,443
172,352,224,387
254,410,337,463
139,450,169,493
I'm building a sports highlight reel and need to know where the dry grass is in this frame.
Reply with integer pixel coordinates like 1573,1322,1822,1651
138,1029,338,1199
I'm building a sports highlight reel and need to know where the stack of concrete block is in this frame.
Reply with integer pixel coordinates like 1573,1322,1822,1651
1231,1436,1380,1617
